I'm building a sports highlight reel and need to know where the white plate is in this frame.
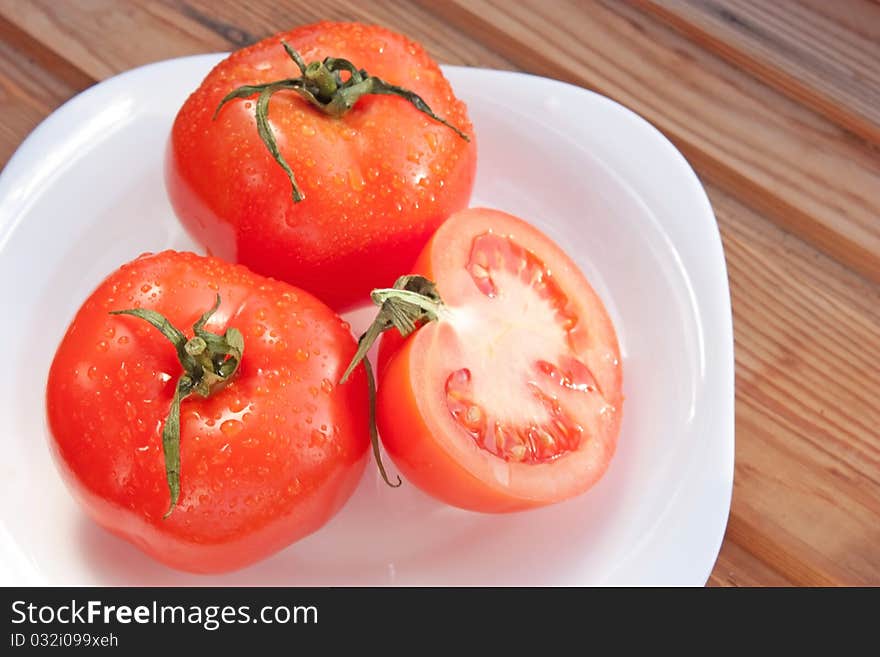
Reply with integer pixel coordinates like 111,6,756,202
0,55,733,586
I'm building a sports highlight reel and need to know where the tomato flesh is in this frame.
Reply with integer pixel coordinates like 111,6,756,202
444,231,607,464
377,209,623,512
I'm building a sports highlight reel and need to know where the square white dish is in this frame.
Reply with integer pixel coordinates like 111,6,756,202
0,55,733,586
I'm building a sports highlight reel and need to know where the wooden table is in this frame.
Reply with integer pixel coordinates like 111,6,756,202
1,0,878,586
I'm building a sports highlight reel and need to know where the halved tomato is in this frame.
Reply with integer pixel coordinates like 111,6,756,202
373,208,623,512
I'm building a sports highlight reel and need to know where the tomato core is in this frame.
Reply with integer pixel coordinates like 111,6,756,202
443,232,608,465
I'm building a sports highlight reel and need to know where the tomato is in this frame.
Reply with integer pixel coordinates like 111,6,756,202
45,251,369,573
370,208,623,512
167,21,477,310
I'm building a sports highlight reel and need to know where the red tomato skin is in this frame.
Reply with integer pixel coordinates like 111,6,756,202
46,251,369,573
376,208,623,513
167,22,477,311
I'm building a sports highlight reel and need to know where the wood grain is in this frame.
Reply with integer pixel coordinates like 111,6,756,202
638,0,880,145
0,0,878,586
713,183,880,585
0,0,228,81
166,0,516,69
0,0,514,80
0,15,92,165
709,535,794,587
416,0,880,285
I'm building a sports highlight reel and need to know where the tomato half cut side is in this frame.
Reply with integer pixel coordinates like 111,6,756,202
375,208,623,512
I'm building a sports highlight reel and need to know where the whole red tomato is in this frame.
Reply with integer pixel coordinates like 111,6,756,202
347,209,623,512
46,251,369,573
167,22,477,310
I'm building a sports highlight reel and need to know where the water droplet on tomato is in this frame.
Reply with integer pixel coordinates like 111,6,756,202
425,132,438,152
348,169,366,192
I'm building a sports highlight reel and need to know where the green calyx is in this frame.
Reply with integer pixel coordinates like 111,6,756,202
340,275,445,488
213,41,470,203
110,295,243,518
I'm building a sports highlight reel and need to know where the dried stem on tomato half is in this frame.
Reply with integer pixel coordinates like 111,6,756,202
213,42,470,202
110,295,243,518
340,275,446,488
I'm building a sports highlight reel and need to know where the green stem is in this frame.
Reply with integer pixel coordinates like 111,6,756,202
304,61,338,101
369,287,447,317
256,84,304,202
363,357,400,488
213,41,470,203
339,275,445,488
110,294,244,518
161,376,191,518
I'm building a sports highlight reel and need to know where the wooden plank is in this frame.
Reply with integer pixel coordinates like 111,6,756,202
416,0,880,285
638,0,880,145
0,0,228,81
165,0,516,70
0,0,513,81
0,15,92,166
708,533,794,586
711,182,880,585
